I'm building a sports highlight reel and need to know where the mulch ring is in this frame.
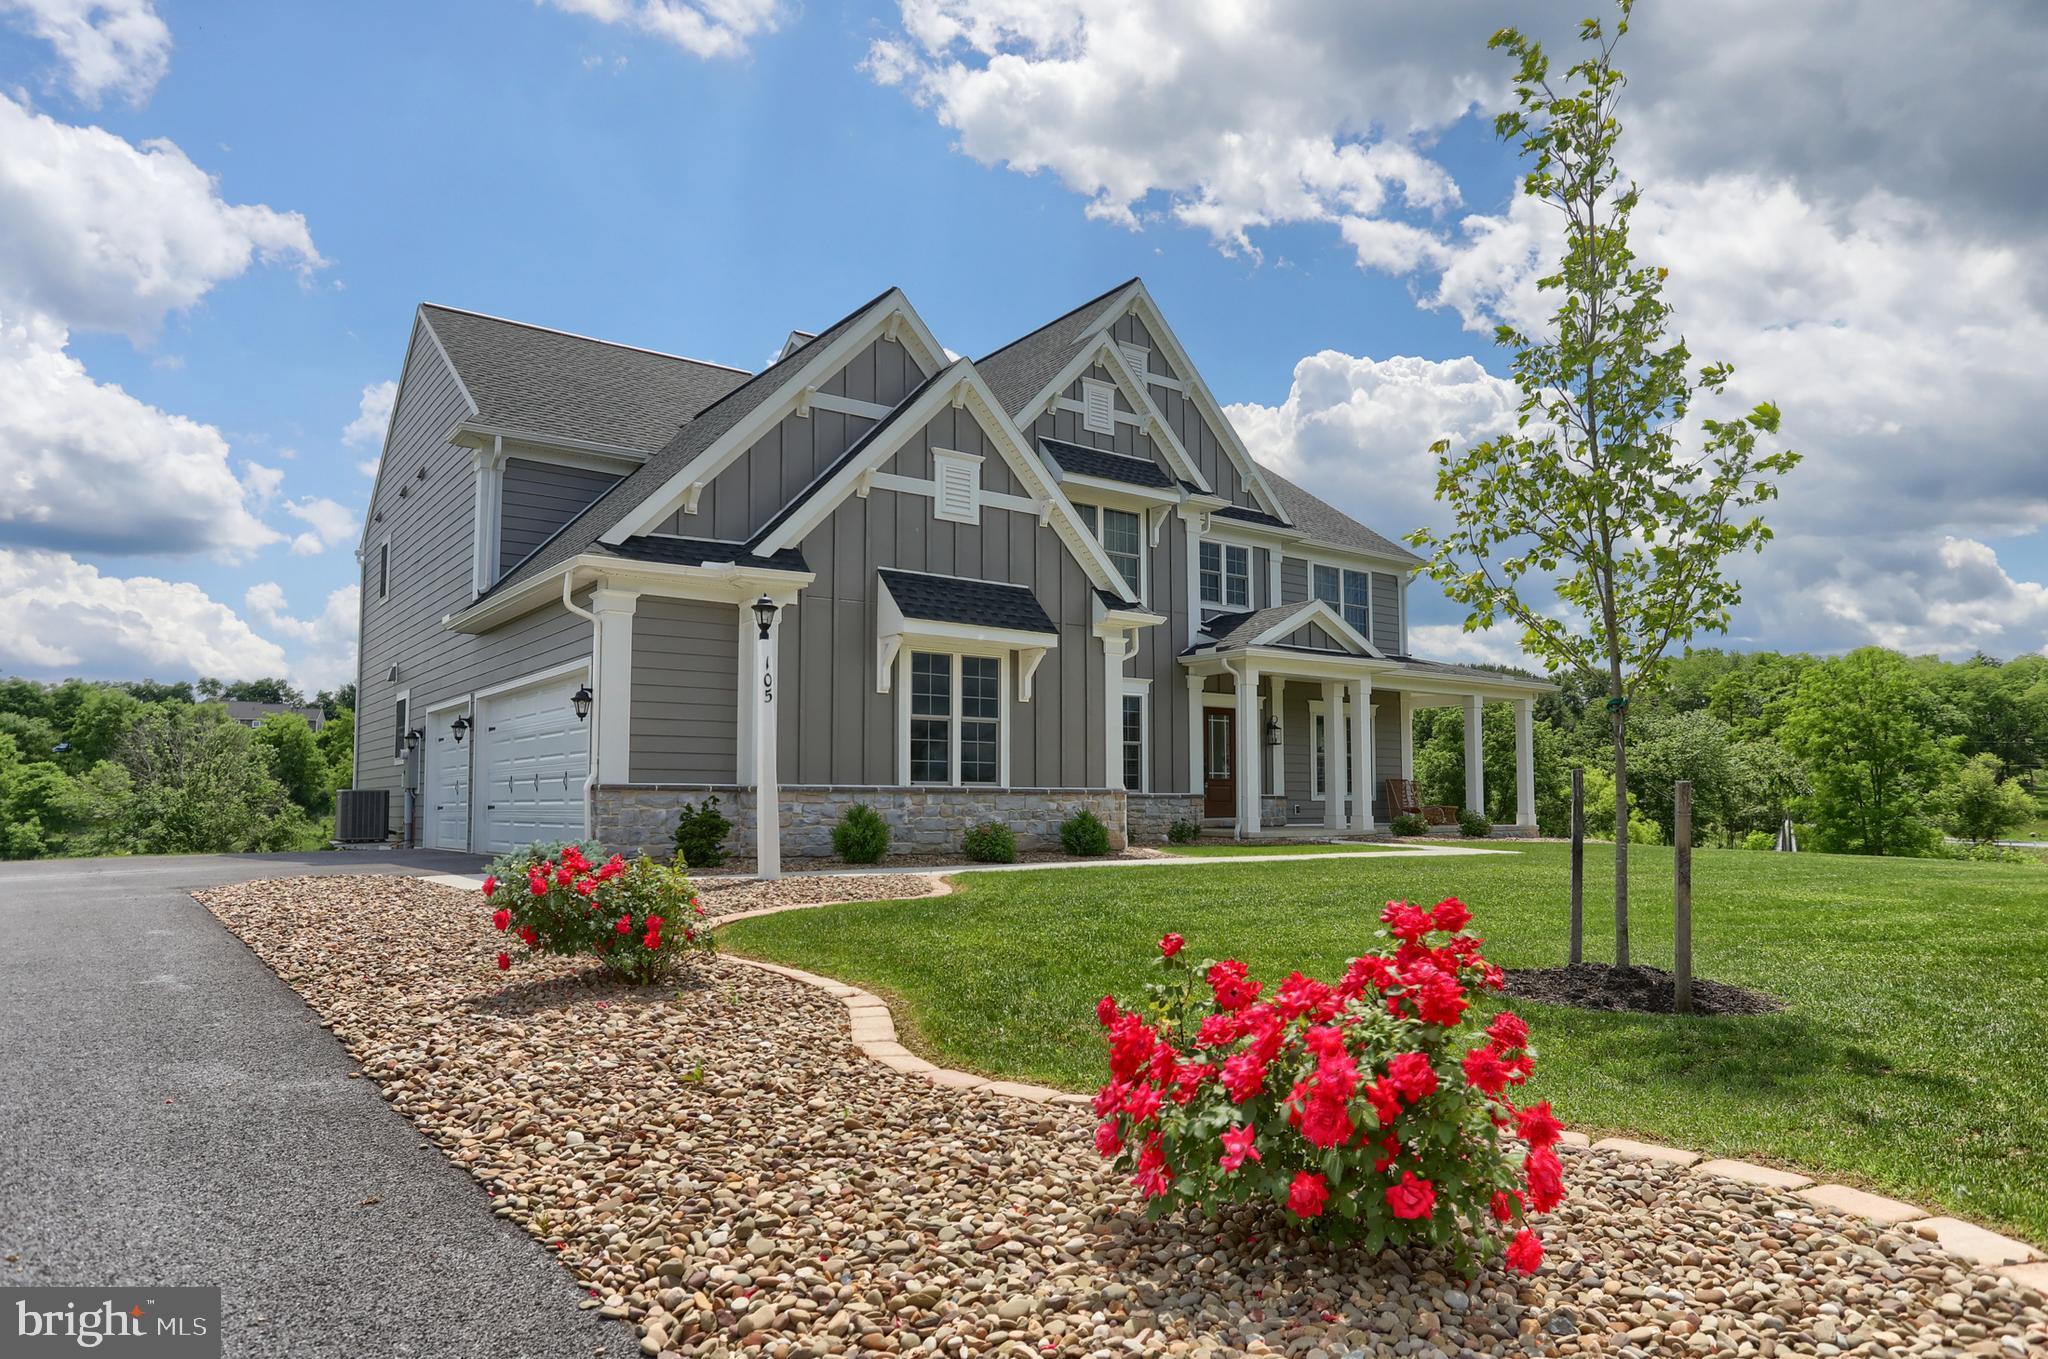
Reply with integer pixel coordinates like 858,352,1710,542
1504,963,1784,1016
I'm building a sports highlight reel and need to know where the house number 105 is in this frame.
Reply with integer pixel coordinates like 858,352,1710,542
761,658,774,705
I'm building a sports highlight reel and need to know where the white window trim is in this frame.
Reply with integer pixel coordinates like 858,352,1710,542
1307,559,1376,641
930,447,983,525
1120,677,1153,794
1198,538,1252,609
897,647,1011,788
390,686,411,766
377,533,392,602
1080,377,1116,435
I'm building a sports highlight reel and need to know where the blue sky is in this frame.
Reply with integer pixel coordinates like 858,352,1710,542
3,0,2044,691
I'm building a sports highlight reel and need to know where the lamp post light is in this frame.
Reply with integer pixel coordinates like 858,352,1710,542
751,595,781,880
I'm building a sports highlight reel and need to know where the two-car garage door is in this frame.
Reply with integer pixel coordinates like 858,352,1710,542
424,670,589,854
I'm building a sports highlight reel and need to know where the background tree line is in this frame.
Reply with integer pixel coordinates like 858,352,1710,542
1414,646,2046,857
0,676,356,860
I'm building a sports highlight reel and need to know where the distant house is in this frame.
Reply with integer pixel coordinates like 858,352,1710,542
354,280,1551,862
222,701,326,732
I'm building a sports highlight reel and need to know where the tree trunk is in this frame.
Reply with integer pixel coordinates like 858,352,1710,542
1611,700,1631,970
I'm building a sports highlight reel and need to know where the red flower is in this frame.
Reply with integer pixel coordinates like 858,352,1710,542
528,869,548,897
1412,970,1469,1027
642,932,661,951
1220,1052,1267,1104
1295,1093,1355,1150
1463,1046,1510,1095
1505,1228,1544,1275
1096,995,1119,1027
645,915,664,933
1380,900,1434,943
1487,1011,1529,1051
1490,1189,1522,1223
481,875,498,899
615,914,633,935
495,952,510,971
1386,1051,1438,1102
1123,1083,1163,1124
1514,1101,1563,1150
1094,1120,1122,1157
1339,954,1397,998
554,862,577,886
1432,896,1472,932
1219,1123,1260,1172
597,853,625,880
492,908,511,931
1274,971,1338,1022
1385,1170,1437,1220
1092,1082,1127,1118
1371,1134,1401,1172
1286,1171,1329,1218
1365,1076,1404,1128
1195,1012,1241,1048
1524,1145,1565,1212
574,878,598,898
1159,933,1185,957
1131,1164,1172,1199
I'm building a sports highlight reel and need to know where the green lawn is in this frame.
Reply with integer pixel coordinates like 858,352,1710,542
722,843,2048,1244
1157,841,1411,857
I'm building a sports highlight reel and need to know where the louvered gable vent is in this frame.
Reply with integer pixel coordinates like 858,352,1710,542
1081,378,1115,435
932,448,981,524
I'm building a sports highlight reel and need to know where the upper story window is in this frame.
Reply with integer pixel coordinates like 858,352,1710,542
1081,378,1115,435
1200,541,1250,608
1076,504,1145,600
377,537,391,600
1313,564,1370,638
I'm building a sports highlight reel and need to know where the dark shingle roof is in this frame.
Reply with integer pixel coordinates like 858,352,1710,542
1039,437,1174,489
602,535,808,574
1380,656,1554,689
480,288,897,602
420,305,749,452
879,569,1057,634
1197,604,1321,649
1255,463,1423,565
975,278,1136,417
1212,503,1291,530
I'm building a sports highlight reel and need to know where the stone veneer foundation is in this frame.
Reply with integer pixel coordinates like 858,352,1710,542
592,784,1132,861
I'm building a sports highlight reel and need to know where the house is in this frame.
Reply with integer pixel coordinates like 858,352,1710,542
352,281,1552,866
222,701,326,732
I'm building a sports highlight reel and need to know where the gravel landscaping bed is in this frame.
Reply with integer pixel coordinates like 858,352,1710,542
694,875,946,921
199,875,2047,1359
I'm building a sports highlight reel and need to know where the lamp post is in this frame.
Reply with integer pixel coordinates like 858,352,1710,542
751,595,781,880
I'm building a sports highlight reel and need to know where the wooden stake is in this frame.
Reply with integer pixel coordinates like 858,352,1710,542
1674,779,1693,1015
1569,766,1584,965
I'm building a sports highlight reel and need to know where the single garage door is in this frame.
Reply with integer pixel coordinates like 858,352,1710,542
422,706,471,851
479,671,589,854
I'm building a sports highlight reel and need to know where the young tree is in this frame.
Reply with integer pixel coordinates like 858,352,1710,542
1407,1,1798,967
315,709,356,788
1781,649,1950,856
1938,754,2036,845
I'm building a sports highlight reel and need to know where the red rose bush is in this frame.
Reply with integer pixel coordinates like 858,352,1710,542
481,840,712,984
1092,898,1562,1274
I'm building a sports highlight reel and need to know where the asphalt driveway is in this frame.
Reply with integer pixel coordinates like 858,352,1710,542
0,851,618,1358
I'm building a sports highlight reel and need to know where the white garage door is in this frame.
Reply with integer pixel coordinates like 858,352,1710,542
479,672,589,854
423,708,471,851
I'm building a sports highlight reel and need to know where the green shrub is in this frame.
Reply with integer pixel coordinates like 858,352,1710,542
1389,812,1428,837
1166,817,1200,844
1742,830,1776,851
962,821,1017,863
671,795,731,868
1059,808,1111,857
832,803,890,863
1458,807,1492,838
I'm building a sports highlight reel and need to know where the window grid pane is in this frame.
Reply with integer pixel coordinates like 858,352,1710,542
1122,694,1144,788
1343,569,1370,637
911,720,949,783
1199,542,1222,604
960,656,999,719
910,652,951,717
1225,545,1250,607
1313,564,1340,608
960,721,998,784
1102,509,1143,593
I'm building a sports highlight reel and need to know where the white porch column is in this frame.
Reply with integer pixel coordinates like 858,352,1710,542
590,588,638,788
1399,694,1415,781
1322,678,1348,831
1103,633,1126,790
1463,692,1486,816
735,613,757,785
755,605,783,880
470,441,506,594
1236,662,1262,837
1185,674,1204,794
1350,676,1373,834
1514,696,1538,830
1270,677,1286,799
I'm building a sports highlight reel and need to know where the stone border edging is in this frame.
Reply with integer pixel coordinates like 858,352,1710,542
415,867,2048,1282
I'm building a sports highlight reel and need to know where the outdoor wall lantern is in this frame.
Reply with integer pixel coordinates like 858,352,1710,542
751,594,779,640
1264,716,1282,747
450,715,470,743
404,728,423,754
571,685,593,723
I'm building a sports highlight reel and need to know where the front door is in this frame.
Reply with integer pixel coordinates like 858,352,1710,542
1203,708,1236,818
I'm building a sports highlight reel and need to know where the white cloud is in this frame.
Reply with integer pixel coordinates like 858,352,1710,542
541,0,783,60
0,310,281,557
1405,623,1536,671
0,548,287,678
0,0,171,107
245,580,360,690
282,496,356,557
0,92,322,339
342,378,396,448
240,460,284,505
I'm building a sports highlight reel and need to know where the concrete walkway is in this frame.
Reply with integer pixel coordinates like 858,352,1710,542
0,850,614,1359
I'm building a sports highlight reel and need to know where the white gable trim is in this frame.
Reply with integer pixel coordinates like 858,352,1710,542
1115,284,1289,521
600,291,950,546
1245,599,1384,659
751,362,1140,604
1020,333,1211,494
357,311,477,555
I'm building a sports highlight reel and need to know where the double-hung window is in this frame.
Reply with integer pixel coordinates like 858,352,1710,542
1100,507,1143,596
1313,563,1371,638
1311,710,1352,800
908,652,1003,786
1121,692,1146,790
1199,541,1250,608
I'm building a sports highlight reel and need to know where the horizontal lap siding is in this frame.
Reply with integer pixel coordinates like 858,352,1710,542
782,409,1106,789
1281,556,1308,605
500,459,619,570
1372,572,1402,653
630,598,737,783
356,323,595,836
